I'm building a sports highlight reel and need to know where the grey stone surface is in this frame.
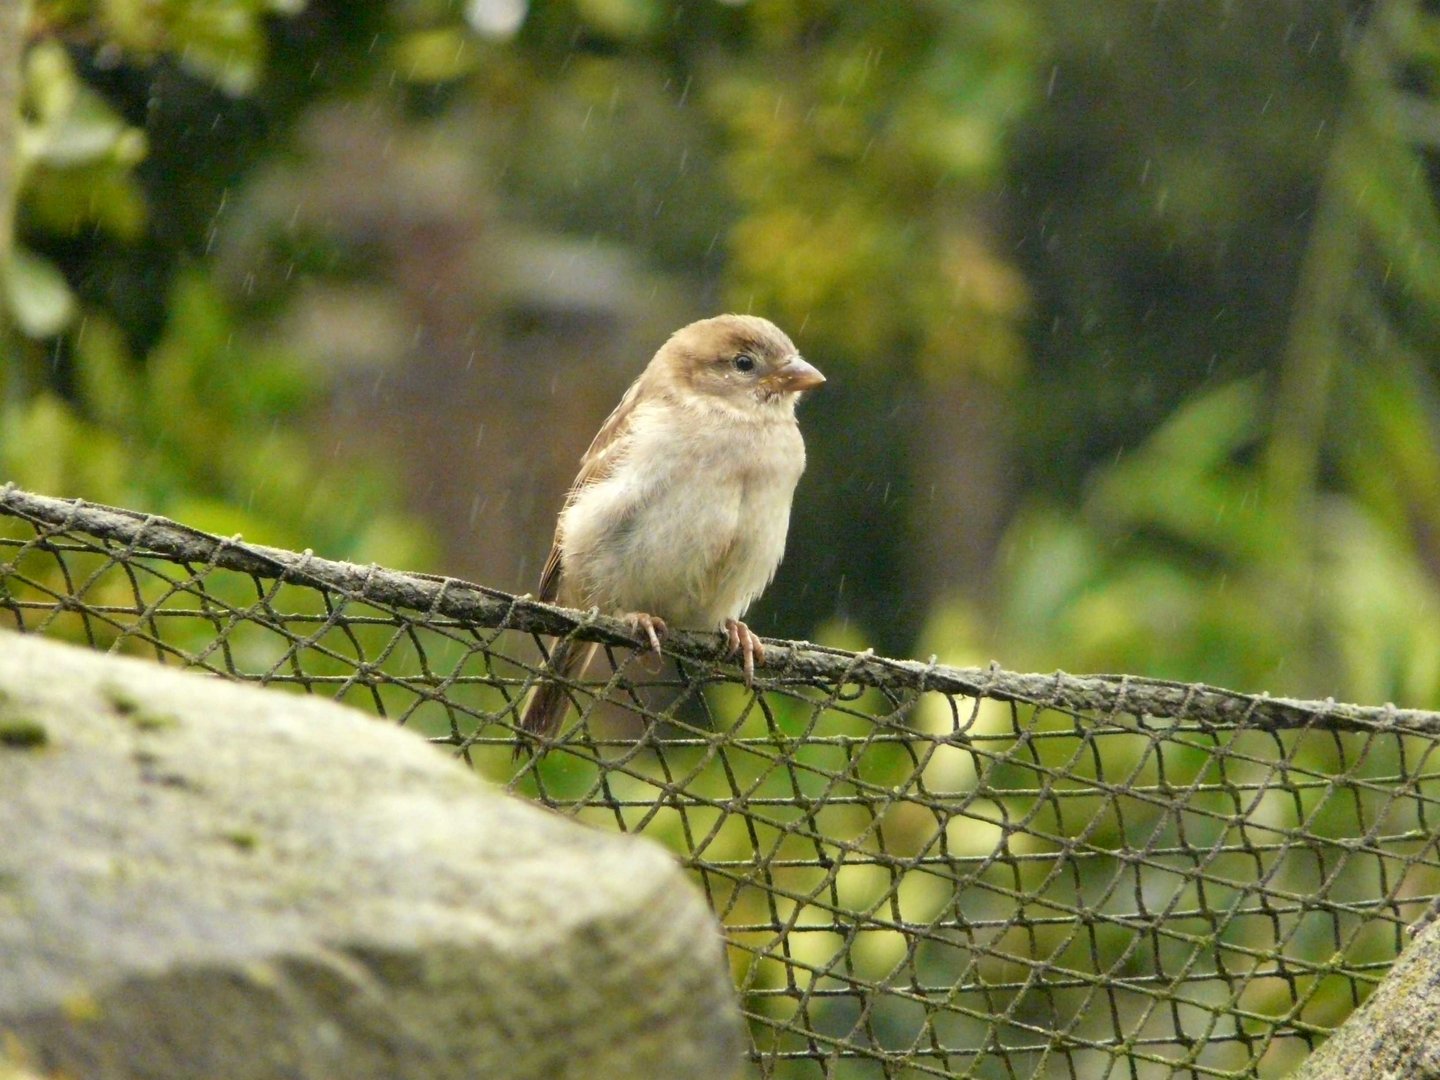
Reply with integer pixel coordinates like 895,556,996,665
1293,914,1440,1079
0,631,743,1080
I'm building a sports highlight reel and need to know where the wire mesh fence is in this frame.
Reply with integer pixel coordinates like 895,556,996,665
3,483,1440,1078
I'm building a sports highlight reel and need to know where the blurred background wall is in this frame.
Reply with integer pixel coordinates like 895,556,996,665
4,0,1437,708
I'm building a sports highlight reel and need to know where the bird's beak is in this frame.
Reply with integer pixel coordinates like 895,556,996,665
774,356,826,393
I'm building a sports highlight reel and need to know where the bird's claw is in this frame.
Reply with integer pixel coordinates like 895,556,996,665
622,612,668,673
725,618,764,687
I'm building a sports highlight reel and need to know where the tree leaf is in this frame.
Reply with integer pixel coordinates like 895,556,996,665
4,246,77,338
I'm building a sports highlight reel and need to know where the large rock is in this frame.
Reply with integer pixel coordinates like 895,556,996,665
0,631,743,1080
1293,914,1440,1078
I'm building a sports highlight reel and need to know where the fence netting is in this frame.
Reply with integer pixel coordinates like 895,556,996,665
4,484,1440,1078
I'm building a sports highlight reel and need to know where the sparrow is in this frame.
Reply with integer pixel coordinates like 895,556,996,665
517,314,825,752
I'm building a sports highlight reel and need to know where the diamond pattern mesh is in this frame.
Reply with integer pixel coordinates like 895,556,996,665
4,484,1439,1078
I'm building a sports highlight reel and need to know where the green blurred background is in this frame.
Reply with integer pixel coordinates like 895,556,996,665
4,0,1439,709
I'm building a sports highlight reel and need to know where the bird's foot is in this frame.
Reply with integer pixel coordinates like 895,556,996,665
622,612,668,672
724,618,765,686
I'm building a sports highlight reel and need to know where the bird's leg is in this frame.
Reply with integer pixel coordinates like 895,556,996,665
724,618,764,687
621,612,668,673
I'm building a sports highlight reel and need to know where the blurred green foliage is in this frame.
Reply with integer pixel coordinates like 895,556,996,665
3,0,427,562
8,0,1439,693
6,0,1440,1072
992,1,1440,706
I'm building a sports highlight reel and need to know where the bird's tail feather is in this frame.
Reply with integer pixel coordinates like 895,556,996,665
516,637,598,756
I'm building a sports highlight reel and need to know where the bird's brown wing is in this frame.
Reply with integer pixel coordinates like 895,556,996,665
537,375,651,602
536,539,566,603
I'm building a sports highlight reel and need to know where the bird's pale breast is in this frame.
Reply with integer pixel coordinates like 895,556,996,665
558,398,805,629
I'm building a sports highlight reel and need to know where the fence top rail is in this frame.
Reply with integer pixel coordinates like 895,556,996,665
3,483,1437,736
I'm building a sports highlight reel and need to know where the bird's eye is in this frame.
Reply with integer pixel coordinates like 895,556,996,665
733,353,756,373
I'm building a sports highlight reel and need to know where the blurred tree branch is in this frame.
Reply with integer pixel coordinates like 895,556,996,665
1266,1,1390,549
1267,0,1440,676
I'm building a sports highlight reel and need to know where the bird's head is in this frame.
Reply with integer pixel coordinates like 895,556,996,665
657,314,825,409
